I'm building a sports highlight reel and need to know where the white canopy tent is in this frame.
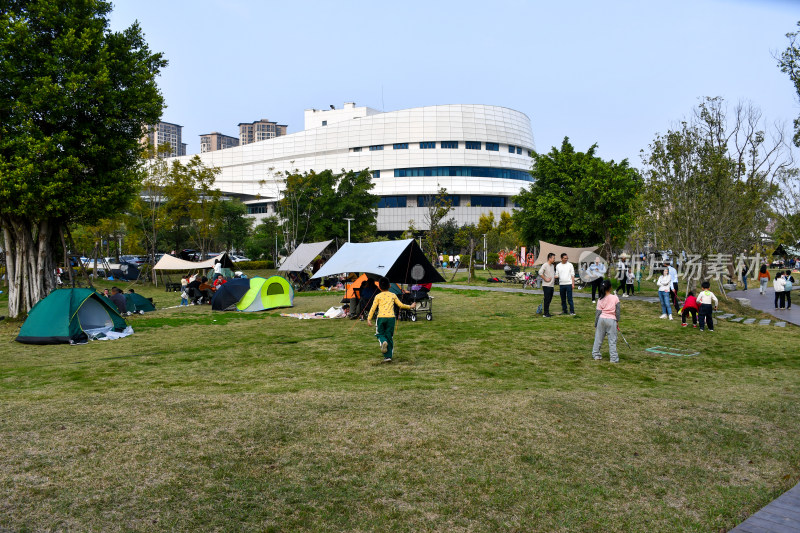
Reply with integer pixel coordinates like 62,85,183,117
311,239,445,284
533,240,602,266
153,252,233,271
278,240,333,272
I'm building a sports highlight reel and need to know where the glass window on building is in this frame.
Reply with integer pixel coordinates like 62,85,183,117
377,196,407,208
393,143,409,149
516,147,522,154
486,142,499,151
369,145,384,151
509,145,516,153
470,196,506,207
420,142,436,149
322,121,327,126
441,141,458,149
465,141,481,150
417,195,460,207
352,147,362,152
371,170,380,179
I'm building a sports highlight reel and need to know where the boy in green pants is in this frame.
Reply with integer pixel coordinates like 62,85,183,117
367,277,416,362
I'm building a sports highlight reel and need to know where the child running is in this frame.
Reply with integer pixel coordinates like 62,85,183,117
680,291,699,327
592,279,621,363
367,277,416,363
697,281,719,332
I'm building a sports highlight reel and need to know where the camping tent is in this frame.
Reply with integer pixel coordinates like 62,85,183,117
16,288,128,345
533,240,602,266
125,293,156,313
211,278,252,311
212,276,293,312
278,240,333,272
311,239,445,284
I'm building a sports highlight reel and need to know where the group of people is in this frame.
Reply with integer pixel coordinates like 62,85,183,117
771,269,795,310
101,287,134,315
537,252,577,317
180,273,228,305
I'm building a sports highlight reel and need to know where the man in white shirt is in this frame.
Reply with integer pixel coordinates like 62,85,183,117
555,252,575,315
537,252,556,318
667,261,679,312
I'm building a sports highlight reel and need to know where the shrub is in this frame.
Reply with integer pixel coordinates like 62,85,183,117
235,260,275,270
487,253,499,264
505,255,516,266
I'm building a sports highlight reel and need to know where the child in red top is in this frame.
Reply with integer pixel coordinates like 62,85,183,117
681,291,699,328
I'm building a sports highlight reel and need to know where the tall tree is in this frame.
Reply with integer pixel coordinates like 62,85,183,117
213,199,252,253
423,187,454,264
0,0,165,317
778,21,800,148
513,138,641,257
640,97,788,277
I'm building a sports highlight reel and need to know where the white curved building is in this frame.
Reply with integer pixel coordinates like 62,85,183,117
170,103,535,233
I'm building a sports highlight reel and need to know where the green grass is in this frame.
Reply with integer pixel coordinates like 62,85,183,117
0,282,799,532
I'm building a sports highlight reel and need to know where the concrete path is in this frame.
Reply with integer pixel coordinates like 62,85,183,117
730,482,800,532
727,288,800,326
443,284,659,303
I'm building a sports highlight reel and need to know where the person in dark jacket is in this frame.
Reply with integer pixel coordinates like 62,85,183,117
110,287,127,314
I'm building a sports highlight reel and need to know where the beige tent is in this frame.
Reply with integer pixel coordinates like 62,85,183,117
533,240,602,266
153,252,232,271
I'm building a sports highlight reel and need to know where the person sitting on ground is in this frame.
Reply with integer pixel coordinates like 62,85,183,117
110,287,127,314
697,281,719,332
102,288,110,299
198,276,214,304
680,291,699,328
367,277,416,363
187,276,202,304
213,273,227,290
128,288,135,294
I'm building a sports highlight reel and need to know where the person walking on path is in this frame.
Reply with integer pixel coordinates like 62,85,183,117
538,253,556,317
555,253,576,315
785,270,794,309
774,271,786,310
367,277,416,363
741,263,749,291
615,256,627,295
587,257,606,303
758,265,770,295
592,279,621,363
697,281,719,331
656,268,673,320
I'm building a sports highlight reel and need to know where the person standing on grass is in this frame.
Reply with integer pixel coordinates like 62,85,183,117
592,279,621,363
367,277,416,363
758,265,770,295
556,253,575,315
588,257,606,303
697,281,718,331
784,270,794,309
615,256,627,295
656,268,673,320
538,253,556,318
774,271,786,310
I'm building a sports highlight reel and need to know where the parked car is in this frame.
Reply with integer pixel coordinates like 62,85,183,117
230,255,251,262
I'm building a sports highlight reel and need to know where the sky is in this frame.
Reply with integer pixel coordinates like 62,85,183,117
109,0,800,165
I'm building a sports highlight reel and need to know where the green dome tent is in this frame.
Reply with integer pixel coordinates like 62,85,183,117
16,288,128,345
125,293,156,314
236,276,294,312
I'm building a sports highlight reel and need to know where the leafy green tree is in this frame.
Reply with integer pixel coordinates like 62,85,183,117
244,216,283,262
277,169,377,251
213,199,252,253
0,0,165,316
422,187,454,264
778,21,800,148
513,138,642,258
454,223,481,282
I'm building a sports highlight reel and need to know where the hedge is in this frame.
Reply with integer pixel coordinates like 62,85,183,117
235,260,275,270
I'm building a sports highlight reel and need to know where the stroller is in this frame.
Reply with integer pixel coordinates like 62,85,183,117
399,288,434,322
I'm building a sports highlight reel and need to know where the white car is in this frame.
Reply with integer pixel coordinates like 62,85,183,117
231,255,251,262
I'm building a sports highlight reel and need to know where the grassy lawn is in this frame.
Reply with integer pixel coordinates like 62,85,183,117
0,281,798,532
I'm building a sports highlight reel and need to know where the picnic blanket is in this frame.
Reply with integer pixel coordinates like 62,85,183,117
280,306,347,320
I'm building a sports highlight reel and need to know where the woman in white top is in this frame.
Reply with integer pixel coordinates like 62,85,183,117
656,268,673,320
774,272,786,309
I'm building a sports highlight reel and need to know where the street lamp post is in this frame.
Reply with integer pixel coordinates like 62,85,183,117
344,218,355,243
483,234,487,270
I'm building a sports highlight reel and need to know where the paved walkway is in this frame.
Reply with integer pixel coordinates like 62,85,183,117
444,284,659,302
730,482,800,532
727,288,800,326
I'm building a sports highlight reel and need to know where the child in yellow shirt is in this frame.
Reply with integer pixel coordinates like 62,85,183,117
367,277,416,362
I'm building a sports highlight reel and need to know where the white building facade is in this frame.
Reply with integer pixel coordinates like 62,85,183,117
169,103,535,233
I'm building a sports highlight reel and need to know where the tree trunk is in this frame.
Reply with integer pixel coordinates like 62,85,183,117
0,216,58,318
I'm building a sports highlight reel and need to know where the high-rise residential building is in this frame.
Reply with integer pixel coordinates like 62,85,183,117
200,132,240,153
238,119,288,146
142,121,185,157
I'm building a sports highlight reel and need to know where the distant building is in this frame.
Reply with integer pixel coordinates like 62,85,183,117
200,132,240,153
142,121,185,157
238,119,287,146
